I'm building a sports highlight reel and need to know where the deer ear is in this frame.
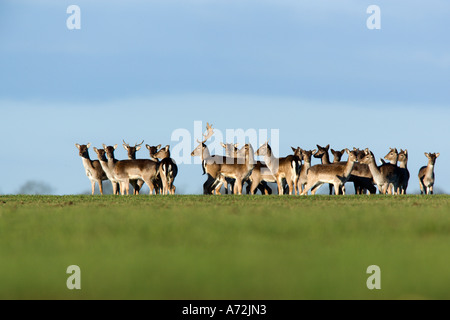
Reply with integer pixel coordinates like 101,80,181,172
345,148,350,154
93,147,98,152
86,143,91,148
325,144,330,150
291,146,296,152
157,144,162,150
75,143,80,149
312,149,317,154
331,149,335,153
113,144,118,150
165,145,170,151
221,142,226,148
123,144,128,151
146,144,150,150
234,143,239,148
341,149,346,154
436,153,440,158
102,144,107,149
136,146,141,151
425,152,429,158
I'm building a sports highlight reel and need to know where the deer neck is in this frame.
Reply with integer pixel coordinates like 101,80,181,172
321,152,331,165
366,158,384,183
399,160,408,169
81,153,95,170
149,155,159,162
343,160,356,179
263,149,279,175
107,155,117,169
202,146,211,161
245,149,255,171
303,160,312,170
425,161,435,179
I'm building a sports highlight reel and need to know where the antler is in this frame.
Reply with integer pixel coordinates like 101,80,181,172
197,122,214,144
123,139,130,147
135,140,144,147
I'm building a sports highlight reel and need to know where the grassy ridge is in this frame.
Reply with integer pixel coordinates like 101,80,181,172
0,195,449,299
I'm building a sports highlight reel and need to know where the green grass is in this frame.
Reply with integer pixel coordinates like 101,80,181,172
1,194,450,299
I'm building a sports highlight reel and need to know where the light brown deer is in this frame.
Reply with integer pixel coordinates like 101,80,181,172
301,149,358,195
122,140,145,194
191,123,255,195
384,148,399,165
294,148,316,195
75,143,108,195
113,141,160,195
222,143,273,195
313,144,335,194
418,152,440,195
360,149,400,195
153,145,178,195
220,142,239,194
93,145,120,195
255,142,300,195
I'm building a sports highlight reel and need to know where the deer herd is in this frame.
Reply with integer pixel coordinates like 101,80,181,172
76,123,440,196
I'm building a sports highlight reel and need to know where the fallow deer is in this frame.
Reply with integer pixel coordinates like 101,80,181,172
123,140,145,194
222,143,272,195
93,145,120,195
418,152,440,195
191,123,255,195
397,149,410,195
154,145,178,195
75,143,108,195
113,157,160,195
360,149,400,195
331,149,346,163
255,142,300,195
295,148,316,195
301,149,358,196
384,148,399,165
348,148,377,195
145,144,163,194
220,142,239,194
313,144,335,195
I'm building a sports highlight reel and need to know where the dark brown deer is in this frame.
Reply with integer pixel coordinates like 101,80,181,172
154,145,178,195
397,149,410,194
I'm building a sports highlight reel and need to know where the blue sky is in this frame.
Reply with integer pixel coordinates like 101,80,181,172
1,0,449,195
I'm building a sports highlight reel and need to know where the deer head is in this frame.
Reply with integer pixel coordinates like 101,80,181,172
123,140,144,160
75,143,91,158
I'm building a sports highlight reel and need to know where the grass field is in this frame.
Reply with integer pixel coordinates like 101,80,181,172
0,194,449,300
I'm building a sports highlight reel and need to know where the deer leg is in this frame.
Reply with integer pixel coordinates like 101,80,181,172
277,176,284,195
287,178,294,195
419,179,425,195
310,182,323,195
233,178,242,195
203,174,216,195
334,183,341,195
